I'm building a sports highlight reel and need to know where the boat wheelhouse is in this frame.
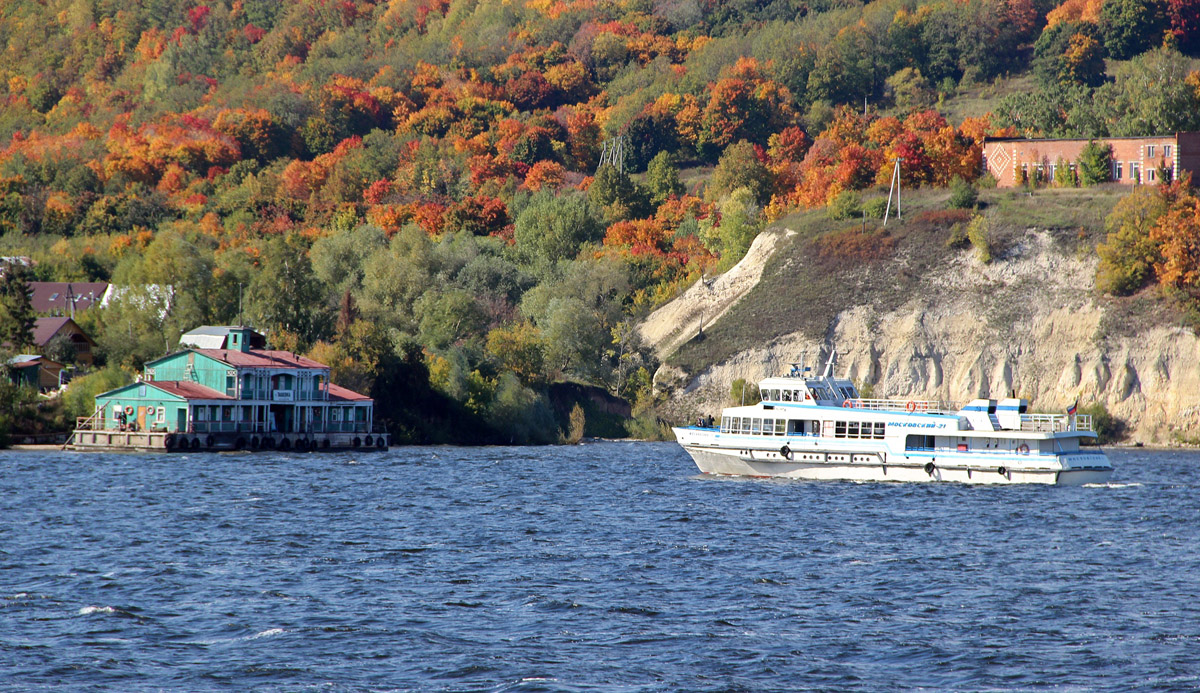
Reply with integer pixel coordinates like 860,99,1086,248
673,357,1112,485
70,326,388,453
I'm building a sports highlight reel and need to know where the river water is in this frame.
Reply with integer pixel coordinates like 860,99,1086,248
1,444,1197,691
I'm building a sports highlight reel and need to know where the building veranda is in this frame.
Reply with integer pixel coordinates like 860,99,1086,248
70,326,387,453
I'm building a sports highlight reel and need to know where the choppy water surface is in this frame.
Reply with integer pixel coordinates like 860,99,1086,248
2,444,1198,691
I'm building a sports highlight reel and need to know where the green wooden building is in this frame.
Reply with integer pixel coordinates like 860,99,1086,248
71,326,385,452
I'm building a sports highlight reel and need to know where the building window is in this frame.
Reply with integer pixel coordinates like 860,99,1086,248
1164,145,1172,158
1147,144,1156,158
138,385,147,397
1114,161,1123,180
1148,168,1157,182
1131,162,1141,183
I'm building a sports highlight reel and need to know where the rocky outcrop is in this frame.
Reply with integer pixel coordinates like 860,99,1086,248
647,229,1200,444
638,226,795,358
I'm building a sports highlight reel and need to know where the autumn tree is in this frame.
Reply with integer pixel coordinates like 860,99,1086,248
1096,186,1168,294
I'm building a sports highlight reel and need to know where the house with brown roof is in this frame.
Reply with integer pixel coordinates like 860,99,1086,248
28,282,108,316
982,132,1200,187
77,326,382,453
5,354,64,391
31,317,95,366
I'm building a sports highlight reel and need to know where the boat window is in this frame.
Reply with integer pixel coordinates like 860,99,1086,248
751,418,762,434
835,421,847,438
847,421,860,438
781,390,791,401
721,416,730,433
905,434,936,450
873,422,885,439
740,418,751,435
774,419,786,435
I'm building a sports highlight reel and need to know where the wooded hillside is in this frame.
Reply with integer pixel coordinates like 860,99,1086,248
2,0,1200,442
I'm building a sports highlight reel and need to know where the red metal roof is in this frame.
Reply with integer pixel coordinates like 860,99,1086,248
149,381,232,400
327,383,372,402
195,349,329,369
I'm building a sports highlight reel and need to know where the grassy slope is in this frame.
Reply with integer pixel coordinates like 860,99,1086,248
666,185,1134,374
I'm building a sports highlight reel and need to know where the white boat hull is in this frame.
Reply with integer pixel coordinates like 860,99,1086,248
678,441,1112,486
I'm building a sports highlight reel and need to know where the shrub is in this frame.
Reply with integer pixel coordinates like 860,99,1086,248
966,214,994,263
828,190,861,220
862,197,889,219
977,173,998,189
1080,403,1123,444
948,176,978,209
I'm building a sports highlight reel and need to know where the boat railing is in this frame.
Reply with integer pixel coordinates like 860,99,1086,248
1020,413,1093,432
848,398,955,414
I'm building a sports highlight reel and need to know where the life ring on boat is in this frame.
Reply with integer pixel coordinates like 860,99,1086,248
1017,444,1030,454
924,461,936,475
842,400,854,408
905,401,917,413
998,466,1008,476
780,445,791,459
124,405,134,415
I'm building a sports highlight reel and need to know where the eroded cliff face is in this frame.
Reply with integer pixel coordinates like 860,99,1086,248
646,229,1200,444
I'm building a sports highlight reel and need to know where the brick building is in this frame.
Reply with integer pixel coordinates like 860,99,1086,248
982,133,1200,187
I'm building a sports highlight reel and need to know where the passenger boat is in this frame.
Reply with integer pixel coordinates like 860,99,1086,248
673,356,1112,485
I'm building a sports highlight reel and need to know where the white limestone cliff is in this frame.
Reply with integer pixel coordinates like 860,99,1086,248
642,228,1200,444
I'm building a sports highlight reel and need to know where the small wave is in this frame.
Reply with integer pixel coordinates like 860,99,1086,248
1085,482,1143,488
249,628,285,639
79,605,115,615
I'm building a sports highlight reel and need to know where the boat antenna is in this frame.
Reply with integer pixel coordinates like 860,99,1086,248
822,351,836,378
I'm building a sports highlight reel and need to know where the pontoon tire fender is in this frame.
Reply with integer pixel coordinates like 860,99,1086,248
998,466,1008,476
250,436,260,449
205,435,215,448
780,445,791,459
375,437,385,449
353,437,361,448
364,436,373,447
924,461,936,475
191,437,201,450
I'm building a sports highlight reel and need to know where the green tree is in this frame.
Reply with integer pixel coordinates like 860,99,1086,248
587,164,651,223
0,264,35,351
245,234,331,346
513,193,603,279
645,151,685,207
414,289,487,351
1101,48,1200,136
1100,0,1169,60
1079,141,1114,185
699,187,765,265
707,140,772,204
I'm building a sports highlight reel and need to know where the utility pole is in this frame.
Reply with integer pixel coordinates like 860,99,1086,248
883,157,903,226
